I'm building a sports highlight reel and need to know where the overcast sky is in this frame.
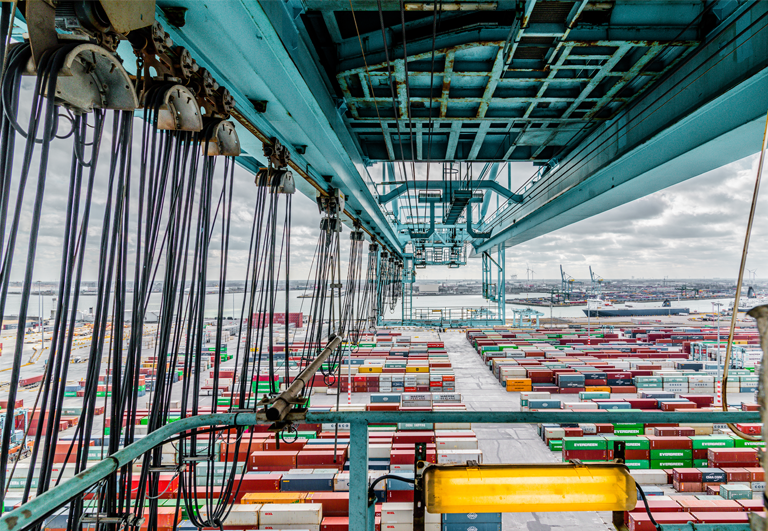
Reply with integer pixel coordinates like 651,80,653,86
7,96,765,284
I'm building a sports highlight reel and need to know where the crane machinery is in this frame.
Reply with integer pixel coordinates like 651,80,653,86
0,2,765,531
559,265,577,301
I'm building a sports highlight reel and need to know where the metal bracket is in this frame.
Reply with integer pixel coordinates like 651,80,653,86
179,455,212,463
49,43,139,113
154,85,202,131
613,441,626,464
204,120,240,156
147,465,182,473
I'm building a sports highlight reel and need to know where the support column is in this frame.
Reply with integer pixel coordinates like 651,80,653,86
498,245,506,322
349,420,370,530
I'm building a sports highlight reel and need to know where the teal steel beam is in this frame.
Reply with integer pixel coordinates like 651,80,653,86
475,2,768,254
303,410,760,424
479,164,500,221
379,181,523,205
0,409,759,531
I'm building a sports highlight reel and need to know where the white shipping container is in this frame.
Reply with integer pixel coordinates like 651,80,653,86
212,504,260,526
630,470,669,485
435,437,479,450
437,449,483,465
369,444,393,459
258,504,322,525
434,423,472,430
380,503,440,524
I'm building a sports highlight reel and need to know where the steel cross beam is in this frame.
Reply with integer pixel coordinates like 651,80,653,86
379,180,523,204
0,410,759,531
475,1,768,253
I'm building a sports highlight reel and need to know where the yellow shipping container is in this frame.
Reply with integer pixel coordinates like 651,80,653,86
241,493,307,505
406,366,429,373
585,386,611,392
358,366,382,373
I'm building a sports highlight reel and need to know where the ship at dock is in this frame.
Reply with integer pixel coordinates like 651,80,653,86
583,298,689,317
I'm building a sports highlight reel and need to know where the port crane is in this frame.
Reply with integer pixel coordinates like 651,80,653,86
559,265,577,301
589,267,604,297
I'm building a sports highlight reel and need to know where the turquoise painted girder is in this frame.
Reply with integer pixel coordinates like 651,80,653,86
154,1,407,254
476,1,768,253
317,0,703,162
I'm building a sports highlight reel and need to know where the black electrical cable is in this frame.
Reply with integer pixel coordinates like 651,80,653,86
635,483,661,531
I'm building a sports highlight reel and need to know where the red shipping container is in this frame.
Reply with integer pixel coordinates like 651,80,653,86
235,473,282,493
321,516,349,531
628,512,695,531
661,401,697,411
249,450,298,471
672,481,703,493
562,450,608,460
392,431,435,444
297,450,347,468
736,498,763,511
673,468,702,482
262,438,307,452
626,450,650,460
307,492,349,516
647,436,692,450
735,424,762,435
708,449,759,465
140,507,181,529
386,490,413,502
720,468,751,482
744,467,765,482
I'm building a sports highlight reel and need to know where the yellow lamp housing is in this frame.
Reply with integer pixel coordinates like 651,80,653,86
423,462,637,514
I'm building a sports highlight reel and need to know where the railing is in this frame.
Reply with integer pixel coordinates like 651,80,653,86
390,306,503,326
0,410,760,531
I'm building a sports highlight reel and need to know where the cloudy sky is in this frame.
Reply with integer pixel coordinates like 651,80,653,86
7,92,766,285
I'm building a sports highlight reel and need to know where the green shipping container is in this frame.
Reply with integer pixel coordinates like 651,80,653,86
562,437,607,451
548,440,563,451
650,449,692,460
651,460,692,469
690,436,734,449
624,460,650,469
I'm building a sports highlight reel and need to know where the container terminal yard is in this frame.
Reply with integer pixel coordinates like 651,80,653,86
0,2,767,531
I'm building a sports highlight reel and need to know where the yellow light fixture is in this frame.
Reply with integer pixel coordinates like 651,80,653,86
423,463,637,513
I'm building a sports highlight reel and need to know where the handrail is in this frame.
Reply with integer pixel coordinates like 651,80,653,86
0,409,759,531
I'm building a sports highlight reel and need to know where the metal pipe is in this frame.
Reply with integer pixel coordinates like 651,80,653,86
266,334,343,421
722,110,768,441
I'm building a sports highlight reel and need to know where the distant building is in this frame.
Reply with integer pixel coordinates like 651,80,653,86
418,283,440,295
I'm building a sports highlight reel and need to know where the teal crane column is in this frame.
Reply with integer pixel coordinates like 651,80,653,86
349,420,370,530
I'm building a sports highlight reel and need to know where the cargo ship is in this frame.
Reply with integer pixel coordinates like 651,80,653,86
583,298,689,317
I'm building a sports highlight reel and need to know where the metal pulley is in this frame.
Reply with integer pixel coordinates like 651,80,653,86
203,120,241,156
153,85,203,131
48,43,138,112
